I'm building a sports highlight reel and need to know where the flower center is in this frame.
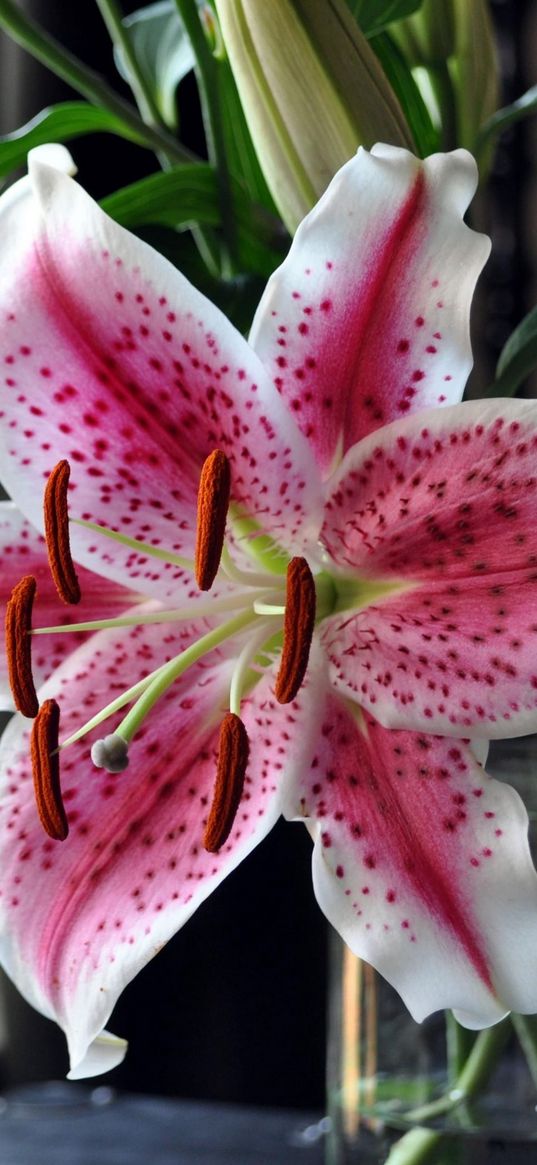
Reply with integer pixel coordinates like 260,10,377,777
5,454,334,850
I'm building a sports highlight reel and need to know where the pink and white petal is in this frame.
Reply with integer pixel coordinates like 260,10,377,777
0,606,320,1076
321,398,537,737
283,697,537,1027
321,397,537,579
322,576,537,739
0,152,322,603
0,501,137,708
250,145,489,476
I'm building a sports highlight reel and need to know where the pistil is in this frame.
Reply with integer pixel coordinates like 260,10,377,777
30,698,68,841
204,712,249,853
88,608,258,770
44,460,81,605
195,449,231,590
274,557,316,704
5,574,39,718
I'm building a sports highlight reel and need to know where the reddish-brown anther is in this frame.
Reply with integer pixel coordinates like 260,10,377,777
5,574,39,717
30,698,68,841
275,556,316,704
204,712,249,853
44,459,81,605
195,449,231,590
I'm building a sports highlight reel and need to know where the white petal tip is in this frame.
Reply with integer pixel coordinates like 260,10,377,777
28,144,77,178
452,1005,509,1032
67,1029,128,1080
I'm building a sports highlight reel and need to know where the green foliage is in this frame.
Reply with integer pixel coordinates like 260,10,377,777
349,0,424,38
100,165,284,277
478,85,537,155
371,31,439,156
489,304,537,398
0,102,148,182
114,1,194,130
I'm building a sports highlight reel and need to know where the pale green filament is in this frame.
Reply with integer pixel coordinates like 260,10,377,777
253,601,286,615
228,618,277,716
60,664,170,748
32,592,265,636
72,518,194,569
219,544,284,589
116,608,257,744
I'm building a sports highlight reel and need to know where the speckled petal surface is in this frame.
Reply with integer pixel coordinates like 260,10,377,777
250,145,489,476
0,153,322,603
320,398,537,737
0,501,136,708
283,695,537,1027
0,608,321,1076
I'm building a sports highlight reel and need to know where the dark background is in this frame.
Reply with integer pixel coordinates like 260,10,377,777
0,0,534,1112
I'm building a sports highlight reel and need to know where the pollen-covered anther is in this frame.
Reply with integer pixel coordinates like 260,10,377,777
5,574,39,718
195,449,231,591
275,556,316,704
44,459,81,605
31,698,68,841
204,712,249,853
91,733,130,773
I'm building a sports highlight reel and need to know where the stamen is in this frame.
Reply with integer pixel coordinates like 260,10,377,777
5,575,39,718
44,460,81,604
195,449,231,590
30,698,68,841
91,733,129,773
204,712,249,853
274,557,316,704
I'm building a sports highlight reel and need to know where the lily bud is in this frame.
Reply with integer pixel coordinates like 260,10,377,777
214,0,413,233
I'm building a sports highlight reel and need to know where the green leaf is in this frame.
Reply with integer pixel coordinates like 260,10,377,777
114,0,194,130
100,165,285,277
349,0,424,38
100,163,219,227
489,303,537,397
0,101,148,182
477,85,537,154
371,31,439,156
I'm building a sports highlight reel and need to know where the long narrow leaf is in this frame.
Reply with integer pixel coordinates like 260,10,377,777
0,102,148,182
349,0,423,38
100,166,285,276
478,85,537,153
488,303,537,397
371,30,439,156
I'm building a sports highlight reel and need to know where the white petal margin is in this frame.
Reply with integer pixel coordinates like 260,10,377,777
281,674,537,1029
67,1029,128,1080
0,147,323,584
250,144,490,473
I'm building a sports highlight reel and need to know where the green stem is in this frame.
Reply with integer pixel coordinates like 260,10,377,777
94,0,165,130
383,1019,511,1165
511,1014,537,1089
173,0,236,271
0,0,195,165
445,1012,476,1083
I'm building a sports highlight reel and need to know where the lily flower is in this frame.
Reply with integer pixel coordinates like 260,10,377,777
2,142,537,1080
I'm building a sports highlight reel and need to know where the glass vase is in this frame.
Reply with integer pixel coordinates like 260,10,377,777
326,737,537,1165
